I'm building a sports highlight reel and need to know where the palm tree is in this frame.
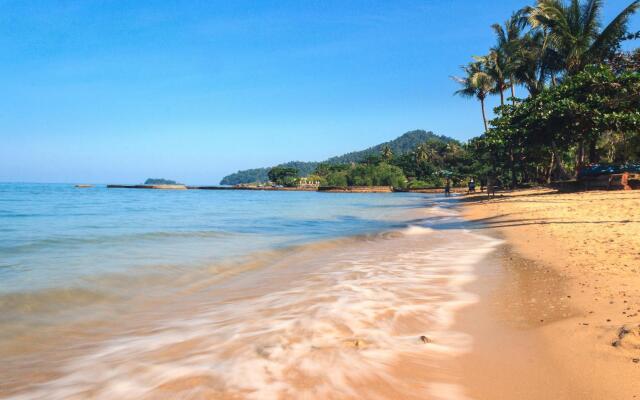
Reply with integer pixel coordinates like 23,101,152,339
414,144,428,165
426,145,439,163
381,145,393,161
445,142,463,158
477,50,509,106
491,11,528,102
511,29,556,96
452,62,495,132
528,0,640,75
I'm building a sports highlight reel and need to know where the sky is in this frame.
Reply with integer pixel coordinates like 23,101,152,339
1,0,638,184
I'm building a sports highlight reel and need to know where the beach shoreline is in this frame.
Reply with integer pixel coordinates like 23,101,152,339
457,188,640,399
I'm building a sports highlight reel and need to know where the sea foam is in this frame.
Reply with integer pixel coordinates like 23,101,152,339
7,227,500,400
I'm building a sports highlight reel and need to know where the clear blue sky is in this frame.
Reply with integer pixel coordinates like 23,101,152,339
1,0,638,184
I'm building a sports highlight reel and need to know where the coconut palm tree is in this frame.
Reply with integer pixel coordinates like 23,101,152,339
491,11,528,102
414,144,428,165
476,50,510,106
381,145,393,161
426,145,439,163
509,27,566,96
528,0,640,75
445,142,463,159
451,62,495,132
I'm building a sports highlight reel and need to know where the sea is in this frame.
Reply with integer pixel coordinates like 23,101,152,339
0,183,500,400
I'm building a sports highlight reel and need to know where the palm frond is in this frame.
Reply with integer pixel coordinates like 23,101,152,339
580,0,603,41
491,23,508,47
588,0,640,61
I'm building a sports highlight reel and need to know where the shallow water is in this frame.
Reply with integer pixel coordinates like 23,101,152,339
0,184,499,399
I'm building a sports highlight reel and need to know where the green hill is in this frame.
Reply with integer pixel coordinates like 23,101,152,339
219,130,456,185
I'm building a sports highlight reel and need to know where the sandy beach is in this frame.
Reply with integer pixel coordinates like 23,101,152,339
459,188,640,399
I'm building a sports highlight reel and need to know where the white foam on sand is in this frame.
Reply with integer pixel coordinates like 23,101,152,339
402,225,435,235
8,228,501,400
425,206,459,217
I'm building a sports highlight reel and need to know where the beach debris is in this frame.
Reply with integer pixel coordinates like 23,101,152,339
420,335,431,344
633,358,639,364
619,326,632,338
255,345,273,358
343,338,367,349
611,325,640,348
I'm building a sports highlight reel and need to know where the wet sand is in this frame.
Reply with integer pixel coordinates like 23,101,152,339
460,188,640,399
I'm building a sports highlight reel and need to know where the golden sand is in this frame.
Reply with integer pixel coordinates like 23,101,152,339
460,188,640,399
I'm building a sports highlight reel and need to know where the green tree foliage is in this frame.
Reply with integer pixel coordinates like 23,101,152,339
528,0,640,74
325,172,349,186
220,168,273,185
267,167,299,187
313,162,408,188
381,145,394,161
483,65,640,183
390,138,474,187
221,162,317,185
453,0,640,187
314,163,350,186
347,163,407,187
144,178,178,185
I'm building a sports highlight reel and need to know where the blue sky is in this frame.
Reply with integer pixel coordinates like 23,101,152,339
1,0,638,184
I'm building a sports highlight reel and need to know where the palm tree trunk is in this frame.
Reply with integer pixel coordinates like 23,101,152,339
510,77,516,105
480,99,488,133
499,89,504,106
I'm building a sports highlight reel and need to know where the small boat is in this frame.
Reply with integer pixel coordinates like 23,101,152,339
74,184,94,188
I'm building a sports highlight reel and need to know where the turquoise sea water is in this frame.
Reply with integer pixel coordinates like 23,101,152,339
0,183,427,294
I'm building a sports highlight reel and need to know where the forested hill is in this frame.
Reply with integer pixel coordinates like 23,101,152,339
325,130,455,164
220,130,455,185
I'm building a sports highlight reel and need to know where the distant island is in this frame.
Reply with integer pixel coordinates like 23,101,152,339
145,178,180,185
220,130,456,185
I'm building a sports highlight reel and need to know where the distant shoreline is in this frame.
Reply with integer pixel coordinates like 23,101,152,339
104,184,468,194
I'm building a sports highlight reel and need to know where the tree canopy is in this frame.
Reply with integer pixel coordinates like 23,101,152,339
267,167,299,187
